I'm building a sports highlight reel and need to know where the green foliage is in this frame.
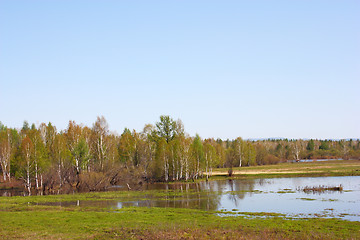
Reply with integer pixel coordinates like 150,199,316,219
118,129,136,165
307,139,315,151
155,115,176,143
204,141,218,169
319,141,330,150
191,134,204,177
21,121,30,132
2,115,360,192
152,138,167,180
73,138,90,172
122,127,131,135
0,121,5,131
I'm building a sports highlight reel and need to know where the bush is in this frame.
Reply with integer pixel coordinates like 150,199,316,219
228,168,233,177
264,154,280,165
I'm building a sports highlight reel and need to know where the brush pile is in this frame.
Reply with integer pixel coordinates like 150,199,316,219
298,185,343,193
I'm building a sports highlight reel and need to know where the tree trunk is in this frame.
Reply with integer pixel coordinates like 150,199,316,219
0,137,11,182
58,162,62,188
40,174,43,195
179,157,183,180
164,154,168,182
172,150,175,181
185,156,189,181
75,158,80,173
35,162,39,189
26,164,31,196
238,145,242,167
196,157,200,179
2,169,6,181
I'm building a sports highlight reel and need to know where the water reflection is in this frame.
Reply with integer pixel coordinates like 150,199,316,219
119,176,359,221
16,176,360,221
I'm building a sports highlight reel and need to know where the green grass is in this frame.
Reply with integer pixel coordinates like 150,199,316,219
1,191,360,239
209,160,360,180
1,206,359,239
297,197,317,201
0,188,200,205
1,161,360,239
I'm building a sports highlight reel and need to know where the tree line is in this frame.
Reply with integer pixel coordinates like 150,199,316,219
0,116,359,195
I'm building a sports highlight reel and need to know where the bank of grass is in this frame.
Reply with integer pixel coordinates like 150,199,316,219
208,160,360,180
1,204,360,239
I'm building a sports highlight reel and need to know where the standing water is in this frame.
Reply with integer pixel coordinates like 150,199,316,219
9,176,360,221
121,176,360,221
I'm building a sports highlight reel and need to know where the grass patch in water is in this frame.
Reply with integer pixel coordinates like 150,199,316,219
322,199,339,202
277,189,296,194
227,189,264,195
297,198,317,201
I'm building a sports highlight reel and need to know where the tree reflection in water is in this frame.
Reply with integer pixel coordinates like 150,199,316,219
137,179,257,211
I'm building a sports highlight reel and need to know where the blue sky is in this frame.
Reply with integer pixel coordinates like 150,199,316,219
0,1,359,139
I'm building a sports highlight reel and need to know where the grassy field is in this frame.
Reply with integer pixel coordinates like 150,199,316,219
1,198,360,239
1,160,360,239
209,160,360,179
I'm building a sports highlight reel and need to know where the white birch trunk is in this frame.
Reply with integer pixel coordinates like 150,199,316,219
239,145,242,167
205,152,208,180
58,156,62,188
196,156,200,179
26,148,31,196
179,157,183,180
1,163,6,181
35,162,39,189
40,174,43,195
185,156,189,181
75,158,79,173
0,136,11,182
163,146,168,181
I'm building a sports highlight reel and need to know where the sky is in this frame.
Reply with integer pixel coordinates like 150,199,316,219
0,0,359,140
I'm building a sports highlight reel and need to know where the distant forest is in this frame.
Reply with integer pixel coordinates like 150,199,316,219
1,116,359,195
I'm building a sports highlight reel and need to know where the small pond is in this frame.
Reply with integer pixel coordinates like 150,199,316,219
35,176,360,221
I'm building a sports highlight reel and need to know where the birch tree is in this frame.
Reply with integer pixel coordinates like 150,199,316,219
178,135,191,180
141,124,156,179
234,137,244,167
28,128,48,190
21,137,34,195
73,138,90,173
0,130,11,181
118,128,136,167
65,120,82,173
204,140,216,180
191,134,204,179
92,116,109,171
53,134,69,189
292,140,303,161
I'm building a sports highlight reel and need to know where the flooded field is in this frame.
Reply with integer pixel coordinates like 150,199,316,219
32,176,360,221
